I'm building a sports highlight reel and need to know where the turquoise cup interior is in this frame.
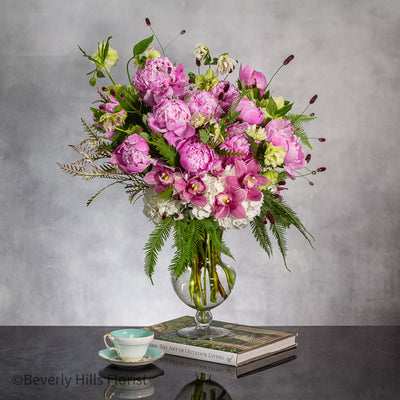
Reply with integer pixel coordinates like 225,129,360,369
110,329,153,339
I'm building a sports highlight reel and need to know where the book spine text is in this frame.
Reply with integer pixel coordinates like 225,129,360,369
151,339,238,366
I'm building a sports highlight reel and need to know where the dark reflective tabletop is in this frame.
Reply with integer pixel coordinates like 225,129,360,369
1,326,399,399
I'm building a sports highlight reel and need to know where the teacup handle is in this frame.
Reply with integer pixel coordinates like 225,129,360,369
103,333,119,354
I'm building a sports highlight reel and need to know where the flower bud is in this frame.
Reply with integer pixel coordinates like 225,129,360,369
309,181,314,186
120,93,126,100
309,94,318,104
180,30,186,35
102,86,107,92
110,88,116,96
196,59,201,67
310,112,315,117
318,138,326,142
305,154,311,163
89,77,96,86
317,167,326,172
145,18,151,26
278,181,286,186
283,55,294,65
263,218,268,225
312,171,316,175
267,211,275,225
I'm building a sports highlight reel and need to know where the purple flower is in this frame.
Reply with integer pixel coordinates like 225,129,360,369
225,159,269,201
178,137,217,174
239,64,267,96
187,90,223,119
211,81,240,113
111,134,152,174
147,99,195,148
213,187,247,219
144,162,175,194
265,119,307,179
133,57,188,106
174,176,207,207
236,98,264,124
219,123,252,166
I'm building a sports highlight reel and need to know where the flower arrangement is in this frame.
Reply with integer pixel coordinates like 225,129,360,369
58,20,325,285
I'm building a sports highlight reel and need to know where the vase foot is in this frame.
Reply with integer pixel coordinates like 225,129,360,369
176,326,229,340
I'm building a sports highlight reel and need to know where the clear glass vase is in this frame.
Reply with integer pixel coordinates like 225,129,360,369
171,229,236,339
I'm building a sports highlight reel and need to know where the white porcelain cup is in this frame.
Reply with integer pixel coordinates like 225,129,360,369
103,329,154,362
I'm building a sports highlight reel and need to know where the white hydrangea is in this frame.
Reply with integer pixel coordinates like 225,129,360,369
143,187,183,224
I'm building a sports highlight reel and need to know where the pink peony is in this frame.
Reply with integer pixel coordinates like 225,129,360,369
211,81,240,113
111,134,152,174
225,159,269,201
144,162,175,194
174,176,207,207
265,119,307,179
220,123,252,166
147,99,195,148
239,64,267,96
213,187,247,219
178,137,218,174
236,98,264,124
133,57,188,106
187,90,223,119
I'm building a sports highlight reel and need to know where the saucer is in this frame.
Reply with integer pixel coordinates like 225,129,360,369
99,347,164,367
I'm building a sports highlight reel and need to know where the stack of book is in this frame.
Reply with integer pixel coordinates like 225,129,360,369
146,316,297,375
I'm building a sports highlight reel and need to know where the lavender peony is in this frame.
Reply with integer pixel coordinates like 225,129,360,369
187,90,223,119
236,98,264,124
111,134,152,174
133,57,188,106
178,137,218,174
220,123,252,166
147,98,195,148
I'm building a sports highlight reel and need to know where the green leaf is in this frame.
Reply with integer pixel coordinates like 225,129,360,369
143,216,174,283
199,129,210,144
150,139,179,167
270,222,290,271
275,103,293,117
169,220,196,278
133,35,154,56
266,97,277,116
250,217,273,257
201,219,235,260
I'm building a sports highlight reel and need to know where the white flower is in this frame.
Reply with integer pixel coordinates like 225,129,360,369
215,54,237,76
194,44,209,60
143,187,183,224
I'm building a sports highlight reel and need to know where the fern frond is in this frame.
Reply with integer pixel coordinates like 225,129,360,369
287,113,316,149
262,190,314,247
150,139,179,167
270,222,289,271
250,217,273,257
169,220,196,278
201,219,235,260
143,216,174,283
86,181,119,206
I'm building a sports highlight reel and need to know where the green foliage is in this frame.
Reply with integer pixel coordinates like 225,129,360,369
199,129,210,144
144,216,174,283
249,189,314,269
287,113,316,150
133,35,154,56
149,138,179,167
250,217,272,257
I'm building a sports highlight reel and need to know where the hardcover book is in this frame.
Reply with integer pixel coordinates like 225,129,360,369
159,348,297,379
147,316,297,366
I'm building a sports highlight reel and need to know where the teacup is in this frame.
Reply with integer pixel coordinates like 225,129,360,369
103,329,154,362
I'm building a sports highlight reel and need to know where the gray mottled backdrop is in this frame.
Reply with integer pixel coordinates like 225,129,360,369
1,0,399,326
